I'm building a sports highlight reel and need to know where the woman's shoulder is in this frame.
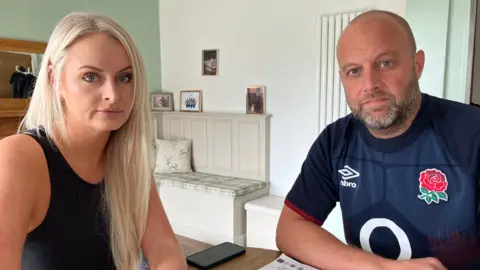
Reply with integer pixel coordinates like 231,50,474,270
0,133,49,187
0,133,45,160
0,133,51,237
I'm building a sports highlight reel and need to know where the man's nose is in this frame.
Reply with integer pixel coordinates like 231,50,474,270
362,68,381,92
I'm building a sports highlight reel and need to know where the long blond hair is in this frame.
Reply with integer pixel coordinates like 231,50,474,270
19,12,152,270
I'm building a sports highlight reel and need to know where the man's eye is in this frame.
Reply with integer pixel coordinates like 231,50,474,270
380,60,392,67
347,68,360,76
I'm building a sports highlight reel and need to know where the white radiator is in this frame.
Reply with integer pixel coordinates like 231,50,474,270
317,10,365,133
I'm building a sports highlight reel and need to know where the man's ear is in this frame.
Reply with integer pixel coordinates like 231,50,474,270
414,50,425,80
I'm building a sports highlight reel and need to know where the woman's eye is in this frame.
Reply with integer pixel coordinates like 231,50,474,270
118,73,133,83
82,73,98,82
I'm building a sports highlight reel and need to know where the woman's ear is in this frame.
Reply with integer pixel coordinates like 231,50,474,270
48,63,55,88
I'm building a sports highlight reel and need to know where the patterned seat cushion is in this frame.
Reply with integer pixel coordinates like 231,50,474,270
154,172,268,197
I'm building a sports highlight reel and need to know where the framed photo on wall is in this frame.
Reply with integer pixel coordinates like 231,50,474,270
150,92,174,111
202,49,218,76
246,86,265,114
180,90,203,112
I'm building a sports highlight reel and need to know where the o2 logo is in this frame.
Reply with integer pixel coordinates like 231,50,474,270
359,218,412,260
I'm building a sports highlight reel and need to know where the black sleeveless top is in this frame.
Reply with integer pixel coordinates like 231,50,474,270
21,128,115,270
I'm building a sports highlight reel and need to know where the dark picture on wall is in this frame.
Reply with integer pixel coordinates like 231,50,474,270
202,49,218,76
246,86,265,114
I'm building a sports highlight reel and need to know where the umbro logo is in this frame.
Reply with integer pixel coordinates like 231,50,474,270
338,165,359,188
338,165,360,180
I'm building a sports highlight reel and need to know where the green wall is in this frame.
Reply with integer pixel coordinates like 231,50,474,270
405,0,473,103
0,0,162,92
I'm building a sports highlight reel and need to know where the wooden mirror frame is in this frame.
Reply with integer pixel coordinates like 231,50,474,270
0,37,47,101
0,38,47,139
0,38,47,54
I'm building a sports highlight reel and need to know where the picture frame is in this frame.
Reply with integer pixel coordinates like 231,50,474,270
202,49,218,76
246,86,265,114
180,90,203,112
150,92,174,111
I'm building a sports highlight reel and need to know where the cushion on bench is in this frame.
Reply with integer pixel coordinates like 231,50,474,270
154,172,267,197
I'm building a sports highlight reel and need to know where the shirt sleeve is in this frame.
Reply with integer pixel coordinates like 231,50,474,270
477,177,480,238
285,126,339,225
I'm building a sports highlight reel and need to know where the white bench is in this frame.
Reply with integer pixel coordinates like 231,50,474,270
245,195,284,250
245,195,347,250
151,111,271,246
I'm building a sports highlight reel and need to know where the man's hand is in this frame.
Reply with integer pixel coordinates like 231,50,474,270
385,257,447,270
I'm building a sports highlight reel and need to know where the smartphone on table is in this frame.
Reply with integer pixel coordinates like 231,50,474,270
186,242,246,269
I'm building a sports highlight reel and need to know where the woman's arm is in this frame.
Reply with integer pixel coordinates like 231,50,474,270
0,135,49,270
141,177,187,270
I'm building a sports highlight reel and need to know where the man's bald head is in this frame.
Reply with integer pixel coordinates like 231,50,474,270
339,10,417,56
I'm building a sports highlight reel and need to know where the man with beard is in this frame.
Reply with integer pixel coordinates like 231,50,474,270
276,9,480,270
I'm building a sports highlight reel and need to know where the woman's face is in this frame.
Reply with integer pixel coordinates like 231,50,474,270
56,32,135,132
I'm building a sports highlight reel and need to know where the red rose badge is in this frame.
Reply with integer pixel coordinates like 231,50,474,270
417,168,448,204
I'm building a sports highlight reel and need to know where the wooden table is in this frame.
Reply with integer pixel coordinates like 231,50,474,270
176,235,282,269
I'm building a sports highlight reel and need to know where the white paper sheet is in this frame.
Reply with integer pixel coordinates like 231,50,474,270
259,253,319,270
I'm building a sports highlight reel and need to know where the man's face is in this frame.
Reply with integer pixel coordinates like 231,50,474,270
337,18,424,130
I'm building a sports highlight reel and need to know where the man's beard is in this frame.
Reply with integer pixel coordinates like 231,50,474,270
350,78,420,131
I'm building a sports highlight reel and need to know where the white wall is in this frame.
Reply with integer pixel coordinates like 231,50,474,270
159,0,405,197
405,0,474,103
405,0,450,98
444,0,475,103
160,0,406,242
159,0,480,246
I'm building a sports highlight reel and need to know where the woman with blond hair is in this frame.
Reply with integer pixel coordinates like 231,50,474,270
0,12,187,270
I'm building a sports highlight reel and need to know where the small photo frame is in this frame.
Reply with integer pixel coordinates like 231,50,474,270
202,49,218,76
246,86,265,114
180,90,203,112
150,92,174,111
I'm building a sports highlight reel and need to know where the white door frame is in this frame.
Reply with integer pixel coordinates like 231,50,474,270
465,0,478,104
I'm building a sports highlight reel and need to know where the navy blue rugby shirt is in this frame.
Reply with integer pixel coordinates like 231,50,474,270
285,93,480,269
